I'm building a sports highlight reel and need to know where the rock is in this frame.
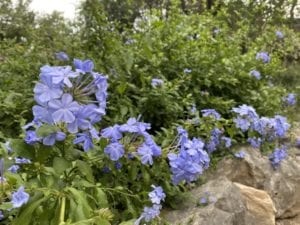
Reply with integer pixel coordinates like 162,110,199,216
211,147,300,220
164,176,276,225
234,183,276,225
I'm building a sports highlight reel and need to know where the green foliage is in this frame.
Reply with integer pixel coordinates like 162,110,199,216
0,0,300,224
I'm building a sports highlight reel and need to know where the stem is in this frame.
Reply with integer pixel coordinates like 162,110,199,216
59,196,66,224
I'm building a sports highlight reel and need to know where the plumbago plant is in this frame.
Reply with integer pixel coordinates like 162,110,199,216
0,56,293,225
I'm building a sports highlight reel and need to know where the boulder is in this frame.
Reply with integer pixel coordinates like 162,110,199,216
211,147,300,219
164,176,276,225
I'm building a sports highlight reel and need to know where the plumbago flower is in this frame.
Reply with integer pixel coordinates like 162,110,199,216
135,185,166,225
101,117,161,165
11,186,30,208
256,52,270,63
283,93,296,106
168,127,210,185
24,58,108,151
232,104,290,167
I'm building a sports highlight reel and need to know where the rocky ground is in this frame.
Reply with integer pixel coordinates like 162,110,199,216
163,144,300,225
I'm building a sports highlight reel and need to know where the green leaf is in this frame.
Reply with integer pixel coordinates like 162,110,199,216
10,139,35,159
95,188,108,208
119,219,136,225
36,124,59,138
76,160,94,183
53,157,71,175
68,188,92,221
13,196,48,225
0,202,13,210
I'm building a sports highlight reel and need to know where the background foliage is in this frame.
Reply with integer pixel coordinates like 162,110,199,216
0,0,300,224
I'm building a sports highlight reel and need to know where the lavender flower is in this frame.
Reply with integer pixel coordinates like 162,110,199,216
221,136,232,148
101,125,123,141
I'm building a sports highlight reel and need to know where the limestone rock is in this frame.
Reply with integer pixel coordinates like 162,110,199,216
164,176,276,225
211,147,300,219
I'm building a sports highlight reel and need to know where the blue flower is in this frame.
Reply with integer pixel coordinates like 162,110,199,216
151,78,164,87
74,132,94,151
200,197,207,204
67,106,93,133
183,68,192,73
102,166,110,173
0,210,3,221
15,157,31,164
101,125,123,141
273,115,290,138
247,137,262,148
269,147,287,168
43,131,66,146
55,52,69,61
249,70,261,80
8,165,20,173
135,204,162,224
104,142,125,161
148,185,166,205
49,94,80,123
48,66,79,88
115,162,122,170
25,130,41,145
221,136,231,148
283,93,296,106
232,105,258,120
137,144,155,165
256,52,270,63
74,59,94,73
34,75,63,103
201,109,221,120
276,31,284,39
11,186,30,208
234,150,246,158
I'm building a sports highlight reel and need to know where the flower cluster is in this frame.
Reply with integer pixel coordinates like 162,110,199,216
151,78,164,87
249,70,261,80
232,105,290,144
168,127,210,185
101,117,161,165
269,146,287,168
135,185,165,225
24,58,108,151
276,30,284,39
201,109,221,120
283,93,296,106
256,52,270,63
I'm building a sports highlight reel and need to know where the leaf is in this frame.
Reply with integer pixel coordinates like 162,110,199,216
68,188,92,221
119,219,136,225
76,160,94,183
10,139,35,159
95,188,108,208
36,124,59,138
53,157,71,175
13,196,48,225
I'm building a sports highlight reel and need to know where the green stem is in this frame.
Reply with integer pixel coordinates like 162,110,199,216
59,196,66,224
